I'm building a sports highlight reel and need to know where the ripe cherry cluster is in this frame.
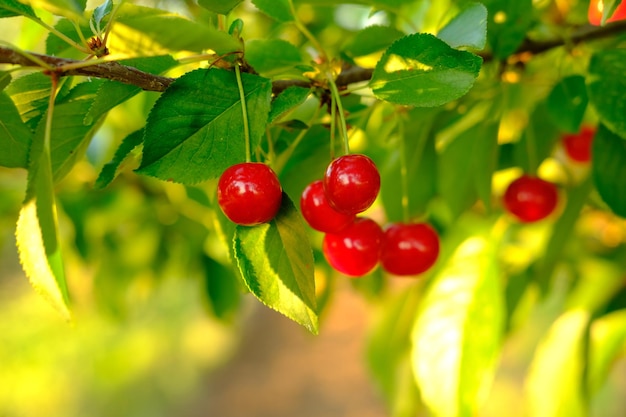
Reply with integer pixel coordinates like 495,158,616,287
502,126,595,223
301,154,440,277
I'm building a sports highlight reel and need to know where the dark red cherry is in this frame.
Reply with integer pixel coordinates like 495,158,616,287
322,217,383,277
380,222,440,276
300,180,355,233
503,175,558,223
217,162,282,226
323,154,381,215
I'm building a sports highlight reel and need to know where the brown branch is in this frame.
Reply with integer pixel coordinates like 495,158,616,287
1,20,625,94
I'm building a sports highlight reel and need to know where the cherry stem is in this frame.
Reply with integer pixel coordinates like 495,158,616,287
330,92,337,160
288,0,328,64
398,119,410,223
234,63,251,163
327,71,350,155
525,123,539,174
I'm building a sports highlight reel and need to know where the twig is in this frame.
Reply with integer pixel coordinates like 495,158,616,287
1,20,625,93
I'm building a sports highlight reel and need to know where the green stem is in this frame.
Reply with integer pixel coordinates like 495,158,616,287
398,118,410,222
327,71,350,155
234,63,251,162
288,0,328,63
273,104,322,174
45,74,59,152
525,122,539,174
330,92,337,160
28,16,92,55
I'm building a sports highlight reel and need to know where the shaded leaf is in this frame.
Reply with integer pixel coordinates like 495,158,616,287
342,25,405,58
95,128,144,189
91,0,113,32
412,233,504,417
0,92,32,168
592,124,626,218
201,254,242,321
252,0,293,22
137,68,272,184
245,39,304,77
437,2,488,50
233,194,318,333
371,33,482,107
198,0,243,14
588,48,626,138
5,72,54,129
0,0,37,18
525,310,589,417
547,75,588,133
482,0,533,58
0,71,11,91
268,86,311,123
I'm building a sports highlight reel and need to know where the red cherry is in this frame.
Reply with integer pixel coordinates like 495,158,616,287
563,126,595,163
217,162,282,226
503,175,558,223
300,180,355,233
588,0,626,25
322,217,383,277
380,222,440,276
323,154,381,215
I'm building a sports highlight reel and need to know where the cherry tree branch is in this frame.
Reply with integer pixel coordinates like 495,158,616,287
1,20,625,94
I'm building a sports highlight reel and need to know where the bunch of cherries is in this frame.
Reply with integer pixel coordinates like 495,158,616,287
300,154,440,277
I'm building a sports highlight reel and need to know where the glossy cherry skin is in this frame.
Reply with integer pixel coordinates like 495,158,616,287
380,222,440,276
588,0,626,25
323,154,381,215
563,126,595,163
322,217,383,277
503,175,558,223
217,162,282,226
300,180,355,233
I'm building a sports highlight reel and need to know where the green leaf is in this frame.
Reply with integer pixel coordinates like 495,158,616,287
201,254,241,321
0,0,37,18
20,0,85,19
437,2,488,50
588,309,626,394
112,4,241,55
482,0,533,58
95,128,144,189
342,25,405,58
371,33,482,107
245,39,304,77
411,232,504,417
592,124,626,218
137,68,272,184
252,0,293,22
85,55,178,124
525,310,589,417
0,92,32,168
233,194,318,333
5,72,54,129
268,86,311,123
91,0,113,33
16,138,71,320
513,101,560,173
588,48,626,138
198,0,243,14
546,75,588,133
0,71,11,91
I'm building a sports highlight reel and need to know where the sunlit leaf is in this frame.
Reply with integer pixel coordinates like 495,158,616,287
20,0,85,19
437,2,488,50
16,140,71,319
525,310,589,417
588,309,626,394
233,194,318,333
0,92,32,168
371,33,482,107
5,72,53,129
411,233,504,417
592,124,626,218
546,75,588,133
137,68,272,184
588,48,626,138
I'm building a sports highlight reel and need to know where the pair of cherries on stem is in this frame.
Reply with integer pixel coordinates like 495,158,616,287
301,154,440,277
